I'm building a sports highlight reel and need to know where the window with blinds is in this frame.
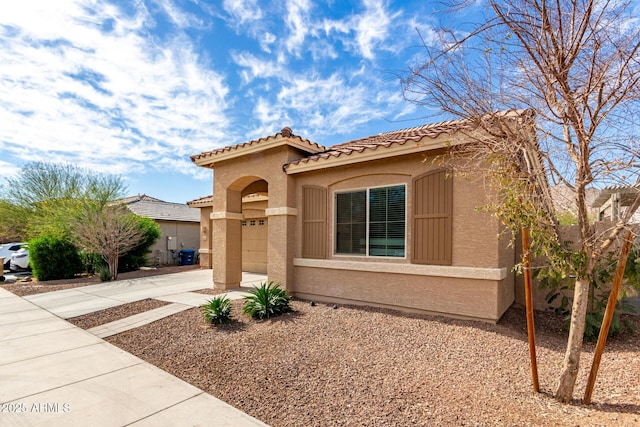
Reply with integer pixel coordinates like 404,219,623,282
335,185,406,257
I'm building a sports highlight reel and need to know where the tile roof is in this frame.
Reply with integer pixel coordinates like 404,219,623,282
190,127,325,164
117,194,165,204
284,116,479,170
187,195,213,207
125,199,200,222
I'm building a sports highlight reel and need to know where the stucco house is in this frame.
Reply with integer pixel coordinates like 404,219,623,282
190,117,526,322
121,195,200,265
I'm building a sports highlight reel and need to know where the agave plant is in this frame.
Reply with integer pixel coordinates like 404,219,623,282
200,295,233,325
243,281,292,320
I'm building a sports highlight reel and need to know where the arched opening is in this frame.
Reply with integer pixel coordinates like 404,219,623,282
229,177,269,274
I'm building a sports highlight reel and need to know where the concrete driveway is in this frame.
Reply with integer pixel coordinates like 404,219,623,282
0,270,269,427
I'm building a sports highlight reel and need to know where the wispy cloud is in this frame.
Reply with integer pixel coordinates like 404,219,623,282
244,71,403,141
0,0,229,177
353,0,397,59
222,0,264,25
232,51,285,82
321,0,401,60
284,0,313,56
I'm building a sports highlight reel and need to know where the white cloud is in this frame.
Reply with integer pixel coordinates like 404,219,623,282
231,51,284,82
151,0,206,29
354,0,395,59
0,160,21,178
245,71,405,140
284,0,313,55
318,0,400,60
0,0,230,176
222,0,264,24
260,32,277,53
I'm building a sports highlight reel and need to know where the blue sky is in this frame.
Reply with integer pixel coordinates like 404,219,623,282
0,0,450,203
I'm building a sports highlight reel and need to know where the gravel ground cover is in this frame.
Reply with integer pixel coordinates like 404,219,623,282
107,300,640,427
0,265,199,296
67,298,171,330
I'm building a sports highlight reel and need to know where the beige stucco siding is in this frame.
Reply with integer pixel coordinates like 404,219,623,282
150,221,200,265
293,263,510,322
197,135,517,321
293,153,504,268
289,153,514,322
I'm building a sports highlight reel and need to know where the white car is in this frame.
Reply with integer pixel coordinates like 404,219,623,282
0,242,25,270
9,248,30,271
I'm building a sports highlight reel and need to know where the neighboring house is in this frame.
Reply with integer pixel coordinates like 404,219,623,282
190,119,527,322
121,195,200,265
592,185,640,223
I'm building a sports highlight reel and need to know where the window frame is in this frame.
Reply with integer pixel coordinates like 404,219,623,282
333,183,407,259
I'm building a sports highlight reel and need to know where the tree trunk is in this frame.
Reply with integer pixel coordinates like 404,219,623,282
111,256,119,280
108,255,118,281
555,278,590,402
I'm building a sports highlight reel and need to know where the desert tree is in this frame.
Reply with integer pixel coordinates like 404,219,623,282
0,162,125,239
402,0,640,402
71,202,145,280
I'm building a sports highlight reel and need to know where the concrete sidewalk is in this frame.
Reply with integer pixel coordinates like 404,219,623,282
23,269,265,318
0,271,269,427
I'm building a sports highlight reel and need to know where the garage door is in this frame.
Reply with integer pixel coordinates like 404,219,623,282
242,218,267,273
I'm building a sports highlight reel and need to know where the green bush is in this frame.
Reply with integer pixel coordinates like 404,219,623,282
201,295,233,325
98,265,112,282
118,216,161,272
540,246,640,341
81,251,105,275
243,281,292,320
29,236,83,281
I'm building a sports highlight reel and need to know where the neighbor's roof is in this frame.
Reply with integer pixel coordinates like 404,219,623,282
190,127,325,167
117,194,164,204
123,197,200,222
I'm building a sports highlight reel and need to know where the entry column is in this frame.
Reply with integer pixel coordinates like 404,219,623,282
265,207,297,291
211,211,243,289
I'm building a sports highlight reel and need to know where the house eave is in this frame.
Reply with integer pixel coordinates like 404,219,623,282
284,135,466,174
192,136,325,169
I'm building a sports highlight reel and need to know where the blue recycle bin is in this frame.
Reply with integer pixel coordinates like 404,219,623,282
178,249,195,265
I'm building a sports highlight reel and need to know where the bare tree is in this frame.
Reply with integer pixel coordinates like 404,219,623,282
72,203,145,280
403,0,640,402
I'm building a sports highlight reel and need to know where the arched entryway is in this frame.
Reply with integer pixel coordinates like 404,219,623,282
201,133,305,291
240,182,268,274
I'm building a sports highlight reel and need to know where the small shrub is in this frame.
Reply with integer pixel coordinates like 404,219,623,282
98,266,112,282
29,236,83,281
118,216,161,272
201,295,232,325
81,252,104,275
243,281,292,320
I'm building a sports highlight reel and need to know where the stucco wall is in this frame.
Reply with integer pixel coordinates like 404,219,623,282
150,221,200,265
198,206,213,269
292,153,506,268
289,152,515,321
513,221,631,311
203,142,516,320
293,261,510,322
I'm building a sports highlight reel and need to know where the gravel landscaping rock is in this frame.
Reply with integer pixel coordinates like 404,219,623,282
107,300,640,427
67,298,171,330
